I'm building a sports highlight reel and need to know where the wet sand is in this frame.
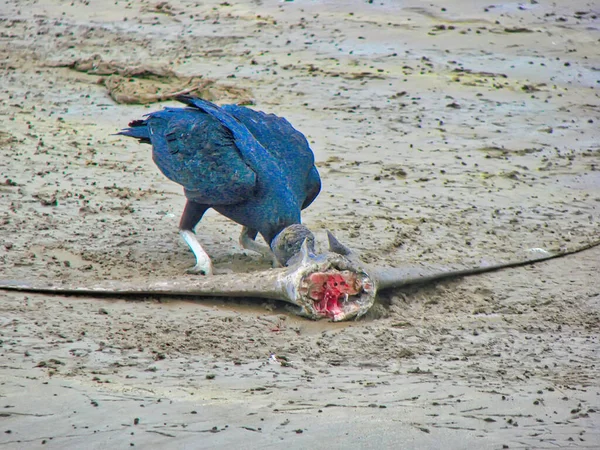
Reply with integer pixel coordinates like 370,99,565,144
0,0,599,448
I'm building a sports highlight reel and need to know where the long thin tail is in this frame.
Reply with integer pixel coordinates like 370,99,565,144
117,119,151,143
371,238,600,291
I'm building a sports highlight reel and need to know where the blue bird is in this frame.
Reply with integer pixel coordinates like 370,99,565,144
119,96,321,275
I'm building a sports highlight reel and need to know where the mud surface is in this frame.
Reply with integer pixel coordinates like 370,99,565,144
1,0,599,448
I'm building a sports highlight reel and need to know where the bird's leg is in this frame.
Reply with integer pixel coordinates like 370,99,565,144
179,201,213,275
239,227,279,267
180,230,213,275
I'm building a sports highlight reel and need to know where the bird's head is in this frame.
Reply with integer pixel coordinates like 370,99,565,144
271,224,316,267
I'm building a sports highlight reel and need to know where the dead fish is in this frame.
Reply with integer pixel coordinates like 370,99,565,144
0,234,598,321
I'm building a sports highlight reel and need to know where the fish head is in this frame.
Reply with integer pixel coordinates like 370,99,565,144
282,235,377,321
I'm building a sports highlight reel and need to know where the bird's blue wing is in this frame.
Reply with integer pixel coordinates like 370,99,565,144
220,104,321,209
302,166,321,210
121,96,321,211
143,107,257,205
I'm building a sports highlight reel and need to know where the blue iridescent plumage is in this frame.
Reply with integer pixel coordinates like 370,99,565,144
119,96,321,274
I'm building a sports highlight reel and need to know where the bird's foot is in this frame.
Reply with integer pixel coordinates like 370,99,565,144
180,229,213,276
270,256,281,268
186,262,214,276
239,227,279,266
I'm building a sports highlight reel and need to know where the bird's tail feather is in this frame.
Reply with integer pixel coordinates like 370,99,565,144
117,119,151,143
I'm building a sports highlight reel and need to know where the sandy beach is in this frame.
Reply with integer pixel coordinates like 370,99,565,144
0,0,599,448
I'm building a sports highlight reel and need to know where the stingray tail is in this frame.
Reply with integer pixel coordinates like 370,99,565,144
117,119,151,143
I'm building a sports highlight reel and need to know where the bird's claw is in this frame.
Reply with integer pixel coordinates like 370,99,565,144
186,263,214,276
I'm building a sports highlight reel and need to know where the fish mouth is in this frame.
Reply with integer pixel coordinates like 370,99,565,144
297,266,376,321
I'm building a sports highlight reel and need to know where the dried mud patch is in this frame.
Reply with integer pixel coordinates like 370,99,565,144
47,55,254,104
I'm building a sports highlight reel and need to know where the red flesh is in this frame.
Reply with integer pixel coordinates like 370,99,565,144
307,272,360,318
